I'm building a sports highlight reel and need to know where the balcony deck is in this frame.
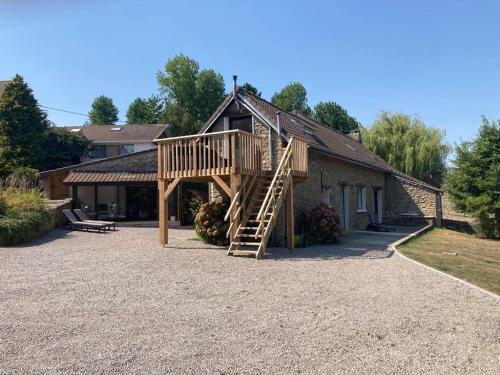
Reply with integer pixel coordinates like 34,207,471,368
155,130,308,181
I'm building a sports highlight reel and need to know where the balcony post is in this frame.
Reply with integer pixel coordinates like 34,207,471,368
158,179,168,245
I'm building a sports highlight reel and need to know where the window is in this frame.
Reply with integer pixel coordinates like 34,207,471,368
229,115,253,133
89,145,106,159
322,187,334,207
120,144,134,155
356,186,366,212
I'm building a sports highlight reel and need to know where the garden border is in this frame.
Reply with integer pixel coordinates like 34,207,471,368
391,224,499,301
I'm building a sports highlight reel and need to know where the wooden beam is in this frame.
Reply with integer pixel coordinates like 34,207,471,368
230,173,242,249
158,179,168,245
212,175,231,197
286,179,294,250
164,177,181,199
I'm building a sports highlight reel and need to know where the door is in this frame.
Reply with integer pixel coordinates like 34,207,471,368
340,185,349,230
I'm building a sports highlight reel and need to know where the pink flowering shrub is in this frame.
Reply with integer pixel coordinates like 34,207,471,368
299,203,341,245
194,201,230,246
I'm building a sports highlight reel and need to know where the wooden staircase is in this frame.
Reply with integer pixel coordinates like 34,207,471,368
226,139,295,259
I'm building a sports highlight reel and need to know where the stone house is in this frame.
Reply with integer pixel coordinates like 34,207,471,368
40,83,442,257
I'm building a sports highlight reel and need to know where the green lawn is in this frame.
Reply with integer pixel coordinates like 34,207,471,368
398,228,500,295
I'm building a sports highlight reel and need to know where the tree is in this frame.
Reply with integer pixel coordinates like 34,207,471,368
313,101,360,134
361,111,450,186
195,69,225,123
0,74,50,175
126,95,164,124
40,127,90,170
271,82,311,115
446,117,500,238
88,95,119,125
240,82,261,97
157,54,226,133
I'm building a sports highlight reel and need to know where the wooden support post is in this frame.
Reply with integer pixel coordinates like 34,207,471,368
286,179,294,250
158,179,168,245
230,174,241,249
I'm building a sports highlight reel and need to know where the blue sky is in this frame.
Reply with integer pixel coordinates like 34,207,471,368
2,0,500,148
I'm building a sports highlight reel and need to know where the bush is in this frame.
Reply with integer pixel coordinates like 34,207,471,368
299,203,341,245
180,188,208,225
194,201,230,246
0,187,48,245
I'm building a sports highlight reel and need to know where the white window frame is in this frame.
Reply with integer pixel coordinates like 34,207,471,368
356,186,367,212
322,187,334,207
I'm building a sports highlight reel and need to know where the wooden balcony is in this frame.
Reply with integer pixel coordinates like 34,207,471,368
156,130,308,180
156,130,265,180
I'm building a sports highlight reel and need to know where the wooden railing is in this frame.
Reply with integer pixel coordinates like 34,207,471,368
290,137,308,177
156,130,264,179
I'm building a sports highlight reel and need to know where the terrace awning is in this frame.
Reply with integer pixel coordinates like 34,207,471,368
63,171,157,185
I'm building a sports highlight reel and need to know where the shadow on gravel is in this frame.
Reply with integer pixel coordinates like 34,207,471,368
3,228,112,249
266,245,394,261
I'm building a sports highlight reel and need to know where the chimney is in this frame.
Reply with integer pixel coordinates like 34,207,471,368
351,130,362,143
232,75,238,96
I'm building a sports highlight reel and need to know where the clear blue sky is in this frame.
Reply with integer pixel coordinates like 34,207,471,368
2,0,500,147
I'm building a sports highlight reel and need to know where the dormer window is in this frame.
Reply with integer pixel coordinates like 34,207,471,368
229,115,252,133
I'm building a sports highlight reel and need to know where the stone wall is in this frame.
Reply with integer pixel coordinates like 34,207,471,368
76,149,157,171
384,175,439,218
273,151,386,246
441,192,474,221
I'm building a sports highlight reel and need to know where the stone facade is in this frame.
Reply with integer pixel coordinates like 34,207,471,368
384,175,439,218
75,149,157,171
273,151,386,246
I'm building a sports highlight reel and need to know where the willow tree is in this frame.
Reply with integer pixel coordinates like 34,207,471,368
362,111,450,186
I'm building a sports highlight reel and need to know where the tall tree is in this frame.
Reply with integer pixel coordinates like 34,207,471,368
0,74,50,174
446,117,500,238
88,95,119,125
195,69,225,122
271,82,311,115
126,95,164,124
240,82,261,97
41,127,90,170
313,101,360,134
157,54,226,134
362,111,450,186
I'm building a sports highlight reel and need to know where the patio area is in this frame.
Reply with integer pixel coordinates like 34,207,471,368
0,227,498,374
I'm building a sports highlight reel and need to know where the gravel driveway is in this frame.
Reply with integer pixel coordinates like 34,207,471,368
0,227,498,374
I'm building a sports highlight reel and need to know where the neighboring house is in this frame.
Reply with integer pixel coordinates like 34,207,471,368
40,83,442,259
63,124,169,162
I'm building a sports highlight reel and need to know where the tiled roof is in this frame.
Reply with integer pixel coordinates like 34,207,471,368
200,88,439,190
238,90,393,172
63,171,157,184
62,124,169,143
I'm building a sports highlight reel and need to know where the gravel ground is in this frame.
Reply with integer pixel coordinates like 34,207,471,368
0,227,498,375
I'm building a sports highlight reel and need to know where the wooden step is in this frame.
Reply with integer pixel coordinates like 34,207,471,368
246,219,270,223
231,241,260,246
228,250,258,257
236,233,262,239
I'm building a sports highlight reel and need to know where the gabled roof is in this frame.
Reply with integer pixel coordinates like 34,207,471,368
200,87,440,191
62,124,169,143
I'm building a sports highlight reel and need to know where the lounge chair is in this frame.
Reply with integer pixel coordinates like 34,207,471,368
74,209,116,231
62,209,109,233
366,213,396,232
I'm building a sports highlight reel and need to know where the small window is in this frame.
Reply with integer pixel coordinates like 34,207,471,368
229,116,252,133
120,144,134,155
89,145,106,159
356,186,366,212
322,187,334,207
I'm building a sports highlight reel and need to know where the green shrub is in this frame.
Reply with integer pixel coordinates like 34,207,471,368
194,201,230,246
2,187,46,217
0,187,48,245
299,203,341,245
